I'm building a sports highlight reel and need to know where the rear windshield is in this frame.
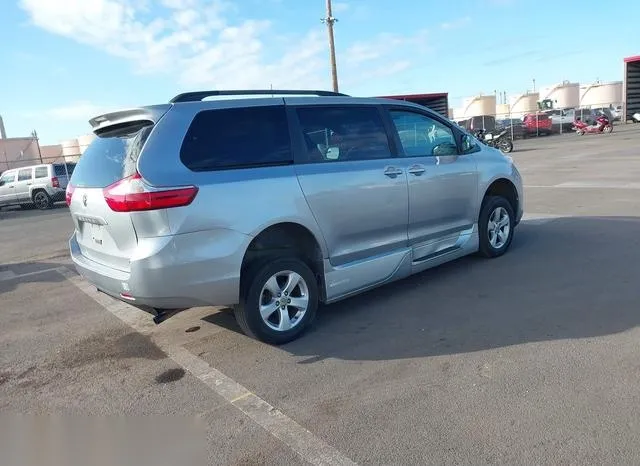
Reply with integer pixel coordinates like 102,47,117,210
53,163,76,176
70,124,151,188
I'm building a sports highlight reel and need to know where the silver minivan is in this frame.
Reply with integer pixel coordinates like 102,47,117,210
67,90,524,344
0,163,74,210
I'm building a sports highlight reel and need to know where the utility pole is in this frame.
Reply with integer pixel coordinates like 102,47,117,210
32,130,43,163
321,0,339,92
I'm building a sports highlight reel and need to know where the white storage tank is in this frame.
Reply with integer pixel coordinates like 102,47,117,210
453,108,466,121
580,81,623,107
495,103,511,119
461,95,496,117
61,138,81,163
539,81,580,109
509,92,539,118
77,134,96,154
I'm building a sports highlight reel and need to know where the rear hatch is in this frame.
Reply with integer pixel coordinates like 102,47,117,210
68,122,153,272
53,163,75,189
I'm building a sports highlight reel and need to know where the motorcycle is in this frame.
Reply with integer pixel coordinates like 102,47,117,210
473,128,514,154
572,115,612,135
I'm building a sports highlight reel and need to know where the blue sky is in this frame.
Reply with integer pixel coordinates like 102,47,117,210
1,0,638,144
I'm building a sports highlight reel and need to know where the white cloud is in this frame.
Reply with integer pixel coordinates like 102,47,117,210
19,0,432,93
440,16,471,30
30,101,116,121
333,2,349,13
344,30,430,64
47,102,107,119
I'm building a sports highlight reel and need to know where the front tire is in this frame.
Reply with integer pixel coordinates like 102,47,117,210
477,196,515,258
234,257,318,345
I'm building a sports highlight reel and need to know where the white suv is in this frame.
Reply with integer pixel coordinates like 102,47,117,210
0,163,75,210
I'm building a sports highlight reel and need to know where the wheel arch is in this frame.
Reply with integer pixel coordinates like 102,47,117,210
30,187,47,198
481,177,519,218
240,221,327,299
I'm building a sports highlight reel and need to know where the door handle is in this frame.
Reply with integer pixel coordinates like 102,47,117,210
384,167,403,178
408,165,426,176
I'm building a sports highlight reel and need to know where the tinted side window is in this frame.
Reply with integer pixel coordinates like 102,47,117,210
390,110,458,157
35,166,49,178
0,172,16,184
18,169,32,181
180,106,292,171
296,106,392,163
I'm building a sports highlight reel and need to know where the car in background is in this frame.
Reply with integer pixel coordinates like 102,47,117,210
590,107,615,123
458,115,496,133
523,113,552,136
543,109,575,133
0,163,75,210
496,118,525,139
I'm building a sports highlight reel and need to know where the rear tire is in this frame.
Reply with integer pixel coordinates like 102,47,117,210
32,190,52,210
477,196,515,258
499,139,513,154
234,257,318,345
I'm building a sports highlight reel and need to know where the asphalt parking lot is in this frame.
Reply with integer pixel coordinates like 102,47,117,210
1,125,639,465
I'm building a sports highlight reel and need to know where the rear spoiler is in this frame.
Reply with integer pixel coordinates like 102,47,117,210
89,104,171,135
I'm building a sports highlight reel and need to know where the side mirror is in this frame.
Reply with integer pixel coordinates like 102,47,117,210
433,142,458,156
317,144,340,160
0,181,5,187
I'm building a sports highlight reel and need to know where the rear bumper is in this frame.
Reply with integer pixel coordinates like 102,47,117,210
69,228,250,310
50,189,66,202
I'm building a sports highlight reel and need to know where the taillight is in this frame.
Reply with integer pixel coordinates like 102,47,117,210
103,173,198,212
51,177,60,188
66,183,75,206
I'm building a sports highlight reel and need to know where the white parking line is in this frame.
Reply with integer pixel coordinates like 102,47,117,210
0,266,68,282
58,268,357,466
521,213,566,225
525,183,640,189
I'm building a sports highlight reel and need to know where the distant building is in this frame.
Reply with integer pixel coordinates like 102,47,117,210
0,137,42,171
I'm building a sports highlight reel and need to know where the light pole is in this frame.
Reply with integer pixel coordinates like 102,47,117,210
321,0,339,92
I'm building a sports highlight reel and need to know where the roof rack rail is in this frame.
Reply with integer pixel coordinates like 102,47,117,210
169,89,349,103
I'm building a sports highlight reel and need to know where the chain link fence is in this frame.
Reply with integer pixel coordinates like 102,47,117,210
0,156,75,211
455,106,619,142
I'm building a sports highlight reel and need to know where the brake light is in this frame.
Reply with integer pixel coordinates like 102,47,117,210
103,173,198,212
52,177,60,188
66,183,75,206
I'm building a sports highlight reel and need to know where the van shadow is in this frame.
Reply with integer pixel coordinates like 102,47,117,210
205,216,640,362
0,261,73,294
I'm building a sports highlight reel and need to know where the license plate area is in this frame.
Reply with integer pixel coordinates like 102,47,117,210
76,214,106,246
90,224,103,245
